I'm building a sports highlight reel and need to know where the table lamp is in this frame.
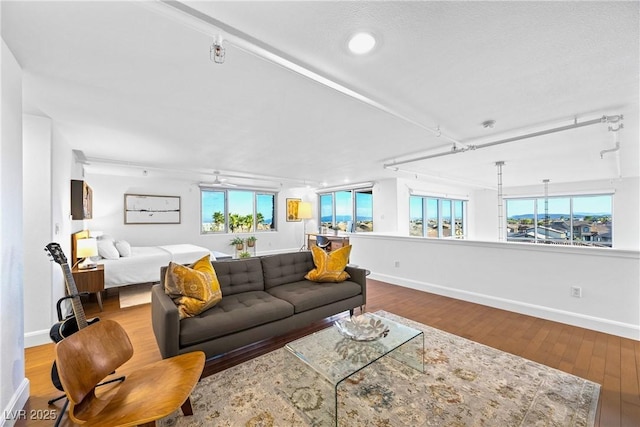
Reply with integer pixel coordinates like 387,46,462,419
77,238,98,269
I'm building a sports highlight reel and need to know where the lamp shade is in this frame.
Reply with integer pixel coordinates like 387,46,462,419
297,202,313,220
77,238,98,258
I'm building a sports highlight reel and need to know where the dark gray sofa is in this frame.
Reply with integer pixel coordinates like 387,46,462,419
151,251,367,359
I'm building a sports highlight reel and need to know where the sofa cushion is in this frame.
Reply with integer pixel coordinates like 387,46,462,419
266,279,362,313
179,291,293,347
164,255,222,319
261,252,315,290
305,245,352,283
211,258,265,295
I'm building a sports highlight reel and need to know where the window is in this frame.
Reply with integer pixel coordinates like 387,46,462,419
318,188,373,232
201,189,276,234
506,194,612,247
410,195,466,238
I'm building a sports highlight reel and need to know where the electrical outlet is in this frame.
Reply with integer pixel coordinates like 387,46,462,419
394,261,400,268
570,286,582,298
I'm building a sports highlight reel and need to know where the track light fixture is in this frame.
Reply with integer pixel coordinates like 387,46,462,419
210,35,225,64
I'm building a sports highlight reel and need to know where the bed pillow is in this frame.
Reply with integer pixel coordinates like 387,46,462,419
115,240,131,257
305,245,352,283
97,239,120,260
164,254,222,319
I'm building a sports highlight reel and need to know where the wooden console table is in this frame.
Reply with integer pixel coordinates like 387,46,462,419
306,234,350,251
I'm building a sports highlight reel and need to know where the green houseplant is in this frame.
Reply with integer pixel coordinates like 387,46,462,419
246,236,257,248
238,251,251,259
230,236,245,251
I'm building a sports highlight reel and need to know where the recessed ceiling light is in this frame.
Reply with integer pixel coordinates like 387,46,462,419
348,32,376,55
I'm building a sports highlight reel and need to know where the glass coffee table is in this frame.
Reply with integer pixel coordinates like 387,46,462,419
280,312,424,426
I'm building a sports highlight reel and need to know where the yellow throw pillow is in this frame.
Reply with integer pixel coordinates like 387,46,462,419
305,245,352,283
164,255,222,319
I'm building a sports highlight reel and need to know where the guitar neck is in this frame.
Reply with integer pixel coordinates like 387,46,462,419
61,263,88,329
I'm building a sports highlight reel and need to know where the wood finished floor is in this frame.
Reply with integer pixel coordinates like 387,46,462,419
18,279,640,427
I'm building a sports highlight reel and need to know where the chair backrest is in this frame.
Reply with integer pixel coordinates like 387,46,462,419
55,319,134,405
316,235,330,248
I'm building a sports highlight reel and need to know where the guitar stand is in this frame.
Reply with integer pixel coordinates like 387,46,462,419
49,375,126,427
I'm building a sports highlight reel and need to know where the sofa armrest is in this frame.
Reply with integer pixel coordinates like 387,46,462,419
345,265,367,304
151,284,180,359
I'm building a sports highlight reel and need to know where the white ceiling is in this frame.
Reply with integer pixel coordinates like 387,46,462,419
2,1,638,190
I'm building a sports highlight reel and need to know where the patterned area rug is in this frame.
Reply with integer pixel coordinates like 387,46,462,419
160,311,600,427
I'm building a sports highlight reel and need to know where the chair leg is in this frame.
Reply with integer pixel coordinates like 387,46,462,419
52,398,69,427
181,397,194,416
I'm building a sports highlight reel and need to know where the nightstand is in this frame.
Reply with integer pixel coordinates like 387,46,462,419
72,265,104,311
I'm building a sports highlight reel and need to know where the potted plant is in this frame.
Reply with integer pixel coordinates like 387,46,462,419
246,236,257,248
230,236,244,251
239,251,251,259
329,225,340,236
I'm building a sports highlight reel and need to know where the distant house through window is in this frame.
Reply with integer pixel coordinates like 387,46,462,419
318,188,373,232
201,189,276,234
410,195,467,238
506,194,612,247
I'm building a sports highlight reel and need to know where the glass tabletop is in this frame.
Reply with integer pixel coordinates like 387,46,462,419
285,312,423,386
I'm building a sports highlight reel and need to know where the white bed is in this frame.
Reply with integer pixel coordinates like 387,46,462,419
97,244,213,289
72,231,217,289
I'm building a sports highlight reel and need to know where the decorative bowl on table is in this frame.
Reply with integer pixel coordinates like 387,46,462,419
334,315,390,341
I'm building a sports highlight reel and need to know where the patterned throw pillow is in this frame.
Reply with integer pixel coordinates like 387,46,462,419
305,245,352,283
164,255,222,319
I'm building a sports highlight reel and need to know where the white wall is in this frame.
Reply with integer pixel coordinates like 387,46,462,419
84,172,311,255
20,117,75,348
350,233,640,340
22,115,54,347
1,38,29,426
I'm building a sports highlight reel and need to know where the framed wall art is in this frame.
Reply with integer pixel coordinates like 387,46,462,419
286,198,302,222
124,194,180,224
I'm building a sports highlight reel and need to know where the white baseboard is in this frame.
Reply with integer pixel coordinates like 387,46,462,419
24,329,52,348
1,378,30,427
370,272,640,341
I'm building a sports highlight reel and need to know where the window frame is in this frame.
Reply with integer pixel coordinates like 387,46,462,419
200,188,277,234
410,195,467,239
505,193,613,247
317,187,374,232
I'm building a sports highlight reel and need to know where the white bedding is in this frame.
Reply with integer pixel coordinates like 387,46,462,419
98,244,212,289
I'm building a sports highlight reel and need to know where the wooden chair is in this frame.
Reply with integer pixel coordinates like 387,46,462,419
55,319,205,427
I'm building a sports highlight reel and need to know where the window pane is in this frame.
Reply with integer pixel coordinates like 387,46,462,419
535,197,570,244
334,191,352,231
441,200,452,237
256,194,275,231
319,194,333,228
409,196,423,237
228,190,254,233
454,200,464,238
426,198,438,237
355,190,373,232
506,199,535,243
572,195,612,247
202,190,225,233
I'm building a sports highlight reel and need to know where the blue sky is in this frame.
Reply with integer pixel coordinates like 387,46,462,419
507,195,612,217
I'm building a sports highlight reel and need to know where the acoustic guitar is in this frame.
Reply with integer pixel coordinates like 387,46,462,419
45,242,99,391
